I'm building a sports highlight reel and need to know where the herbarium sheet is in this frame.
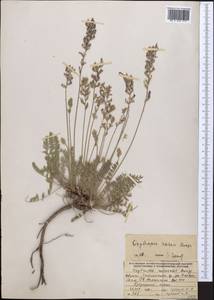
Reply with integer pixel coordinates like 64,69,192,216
1,1,199,299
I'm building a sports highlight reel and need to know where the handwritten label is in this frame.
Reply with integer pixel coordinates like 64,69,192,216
124,235,197,299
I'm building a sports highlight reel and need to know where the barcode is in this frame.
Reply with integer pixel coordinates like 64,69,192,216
166,7,191,23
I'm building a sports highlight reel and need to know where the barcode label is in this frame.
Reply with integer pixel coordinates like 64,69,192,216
166,7,191,23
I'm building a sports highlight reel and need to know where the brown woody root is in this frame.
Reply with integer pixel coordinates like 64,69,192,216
30,204,73,289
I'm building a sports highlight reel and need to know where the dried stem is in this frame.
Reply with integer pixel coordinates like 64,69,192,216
68,111,72,148
109,107,130,161
98,128,105,157
100,89,150,195
83,88,96,162
81,107,87,158
88,131,100,161
64,87,70,148
104,124,118,160
73,51,86,160
64,86,72,176
88,117,103,161
113,90,149,177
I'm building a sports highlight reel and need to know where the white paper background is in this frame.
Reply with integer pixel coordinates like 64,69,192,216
1,1,199,298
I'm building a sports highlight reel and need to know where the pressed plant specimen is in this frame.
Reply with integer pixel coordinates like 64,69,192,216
28,18,160,289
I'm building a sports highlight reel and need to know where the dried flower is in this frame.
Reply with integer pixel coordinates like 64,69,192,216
82,18,97,51
119,72,136,104
80,77,90,108
90,58,104,88
144,43,159,100
63,65,76,86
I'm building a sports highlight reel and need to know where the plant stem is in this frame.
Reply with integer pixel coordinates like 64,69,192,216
104,90,150,189
73,73,81,161
64,87,70,148
64,86,71,176
81,107,87,158
98,128,107,158
104,124,118,160
83,88,96,162
88,120,103,161
85,117,95,161
73,51,86,161
68,111,72,148
99,90,150,194
109,107,130,162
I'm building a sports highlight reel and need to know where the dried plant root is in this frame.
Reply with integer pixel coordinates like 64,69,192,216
30,204,74,289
